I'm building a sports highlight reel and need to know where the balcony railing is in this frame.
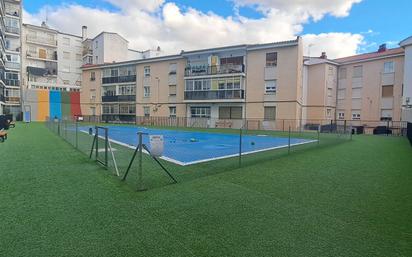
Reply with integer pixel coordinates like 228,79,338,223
102,95,136,102
185,64,245,77
184,90,245,101
5,26,19,35
5,96,20,103
26,35,57,46
26,51,58,61
4,79,20,87
102,75,136,84
82,49,93,56
5,61,20,70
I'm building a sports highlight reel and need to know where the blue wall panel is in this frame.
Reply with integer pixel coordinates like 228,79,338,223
49,91,62,120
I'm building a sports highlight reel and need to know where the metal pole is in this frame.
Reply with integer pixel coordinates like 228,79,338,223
239,128,243,167
95,126,98,160
75,120,78,149
317,125,320,145
105,128,108,169
137,132,146,191
288,126,291,154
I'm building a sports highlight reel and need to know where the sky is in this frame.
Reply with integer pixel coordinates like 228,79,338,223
22,0,412,59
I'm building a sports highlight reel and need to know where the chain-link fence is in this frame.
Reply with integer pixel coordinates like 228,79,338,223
81,115,407,136
46,116,356,191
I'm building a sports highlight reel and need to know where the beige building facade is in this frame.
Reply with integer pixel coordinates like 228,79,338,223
79,36,412,130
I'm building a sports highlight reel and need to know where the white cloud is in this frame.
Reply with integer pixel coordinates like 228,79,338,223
232,0,362,21
104,0,165,13
23,0,364,59
303,33,364,58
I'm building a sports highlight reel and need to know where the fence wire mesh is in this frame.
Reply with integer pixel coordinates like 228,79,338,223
45,116,363,191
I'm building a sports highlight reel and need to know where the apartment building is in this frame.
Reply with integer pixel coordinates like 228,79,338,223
81,26,162,66
303,54,338,122
333,45,404,122
400,36,412,122
81,37,304,129
0,0,22,119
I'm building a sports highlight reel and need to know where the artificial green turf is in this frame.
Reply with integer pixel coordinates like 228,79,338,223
0,122,411,256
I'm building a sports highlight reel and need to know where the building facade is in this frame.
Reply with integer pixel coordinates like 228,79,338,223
0,0,22,119
79,36,412,130
81,38,305,129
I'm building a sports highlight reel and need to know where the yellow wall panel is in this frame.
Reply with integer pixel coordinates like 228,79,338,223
37,90,49,121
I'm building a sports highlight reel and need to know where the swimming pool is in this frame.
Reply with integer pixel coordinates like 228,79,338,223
82,125,316,165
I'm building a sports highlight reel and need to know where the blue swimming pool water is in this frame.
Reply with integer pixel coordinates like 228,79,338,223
82,125,315,165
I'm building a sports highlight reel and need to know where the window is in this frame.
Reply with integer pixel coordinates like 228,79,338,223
169,107,176,117
144,86,151,97
219,107,242,119
328,66,334,75
95,41,98,49
102,86,116,96
63,51,70,60
352,111,361,120
90,107,96,116
144,66,151,77
90,72,96,81
119,85,135,95
337,89,345,100
353,65,363,78
352,88,362,98
264,107,276,120
382,85,394,98
339,68,347,79
220,56,244,65
169,85,177,96
338,112,345,120
62,37,70,46
383,61,394,73
380,110,393,121
143,107,150,117
326,109,332,118
90,89,96,100
190,107,211,118
169,63,177,74
265,80,277,94
95,56,98,63
266,52,277,67
328,88,333,97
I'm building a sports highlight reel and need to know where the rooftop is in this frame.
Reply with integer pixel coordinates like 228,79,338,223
333,47,404,64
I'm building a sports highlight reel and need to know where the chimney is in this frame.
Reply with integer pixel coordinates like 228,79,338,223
82,26,88,41
320,52,327,59
378,44,387,53
41,21,49,28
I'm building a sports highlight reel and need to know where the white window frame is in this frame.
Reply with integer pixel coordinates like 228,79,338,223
144,86,151,97
383,61,394,74
144,66,151,77
265,80,277,94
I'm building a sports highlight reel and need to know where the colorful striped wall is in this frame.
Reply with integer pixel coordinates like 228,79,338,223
25,90,82,121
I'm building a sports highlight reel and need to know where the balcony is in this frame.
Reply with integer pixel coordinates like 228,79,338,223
5,96,20,104
82,49,93,56
185,64,245,77
26,35,57,47
26,51,58,61
5,26,19,35
102,95,136,102
5,61,20,70
4,79,20,87
184,90,245,101
102,75,136,84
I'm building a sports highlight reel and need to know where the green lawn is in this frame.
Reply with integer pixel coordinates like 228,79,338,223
0,122,411,257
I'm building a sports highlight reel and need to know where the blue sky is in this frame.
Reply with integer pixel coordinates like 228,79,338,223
23,0,412,56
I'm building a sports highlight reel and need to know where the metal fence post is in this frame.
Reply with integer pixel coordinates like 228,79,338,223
239,128,243,167
317,125,320,145
137,132,146,191
75,120,78,149
288,126,291,154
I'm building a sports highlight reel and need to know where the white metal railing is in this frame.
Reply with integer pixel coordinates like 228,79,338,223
5,61,20,70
